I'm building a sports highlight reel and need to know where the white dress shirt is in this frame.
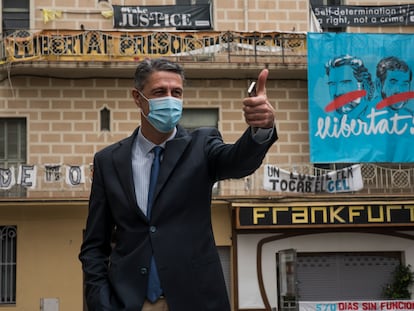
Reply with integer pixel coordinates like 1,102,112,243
131,127,176,216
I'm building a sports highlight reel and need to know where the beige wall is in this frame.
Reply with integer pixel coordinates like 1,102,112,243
25,1,414,38
32,0,309,32
0,203,87,311
0,75,309,199
0,201,231,310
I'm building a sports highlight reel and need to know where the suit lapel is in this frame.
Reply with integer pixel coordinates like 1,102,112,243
111,126,191,220
112,129,147,220
152,127,191,216
157,136,191,189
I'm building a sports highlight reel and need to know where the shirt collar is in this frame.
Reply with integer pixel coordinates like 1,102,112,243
137,127,177,154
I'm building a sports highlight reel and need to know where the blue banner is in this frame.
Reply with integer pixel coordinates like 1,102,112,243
308,33,414,163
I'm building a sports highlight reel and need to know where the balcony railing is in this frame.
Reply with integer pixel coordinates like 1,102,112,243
217,163,414,198
1,163,413,199
0,30,307,65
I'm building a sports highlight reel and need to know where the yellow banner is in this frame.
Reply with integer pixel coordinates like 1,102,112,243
2,30,306,63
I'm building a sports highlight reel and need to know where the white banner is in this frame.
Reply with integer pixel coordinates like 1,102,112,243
0,164,89,189
264,164,363,193
65,165,85,186
17,165,37,189
300,300,414,311
0,166,16,190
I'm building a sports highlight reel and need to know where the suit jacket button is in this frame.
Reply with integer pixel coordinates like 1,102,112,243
140,267,148,275
150,226,157,233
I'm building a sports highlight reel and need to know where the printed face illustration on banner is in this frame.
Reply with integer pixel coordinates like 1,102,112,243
307,33,414,163
376,56,412,111
325,55,373,119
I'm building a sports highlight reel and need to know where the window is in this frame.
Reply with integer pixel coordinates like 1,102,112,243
314,163,352,175
311,0,340,4
176,0,210,5
100,107,111,131
0,118,27,197
0,226,17,305
180,108,218,131
180,108,219,193
2,0,29,35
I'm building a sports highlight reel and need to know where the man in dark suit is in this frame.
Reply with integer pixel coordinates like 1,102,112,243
79,58,277,311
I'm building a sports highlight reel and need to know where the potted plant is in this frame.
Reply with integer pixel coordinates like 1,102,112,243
383,264,413,299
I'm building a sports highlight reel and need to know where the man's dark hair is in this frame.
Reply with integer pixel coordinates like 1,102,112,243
325,55,375,100
134,58,185,90
376,56,412,84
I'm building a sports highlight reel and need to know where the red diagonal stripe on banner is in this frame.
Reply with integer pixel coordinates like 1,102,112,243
375,91,414,109
324,90,367,112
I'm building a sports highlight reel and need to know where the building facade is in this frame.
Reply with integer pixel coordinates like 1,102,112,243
0,0,414,311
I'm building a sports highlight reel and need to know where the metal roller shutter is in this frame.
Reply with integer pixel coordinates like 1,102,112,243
296,252,401,300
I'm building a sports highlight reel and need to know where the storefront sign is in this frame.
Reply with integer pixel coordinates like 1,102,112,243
235,202,414,229
112,4,212,29
300,300,414,311
263,164,363,193
312,4,414,27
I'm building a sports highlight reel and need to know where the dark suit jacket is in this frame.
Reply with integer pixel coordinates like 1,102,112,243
79,125,277,311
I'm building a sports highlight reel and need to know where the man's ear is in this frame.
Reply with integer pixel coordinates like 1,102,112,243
132,89,142,108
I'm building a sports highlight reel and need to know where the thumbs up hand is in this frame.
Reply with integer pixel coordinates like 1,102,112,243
242,69,275,129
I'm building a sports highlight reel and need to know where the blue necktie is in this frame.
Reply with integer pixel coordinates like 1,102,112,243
147,146,163,302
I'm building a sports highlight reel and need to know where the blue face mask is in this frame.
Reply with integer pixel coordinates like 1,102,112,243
139,92,183,133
